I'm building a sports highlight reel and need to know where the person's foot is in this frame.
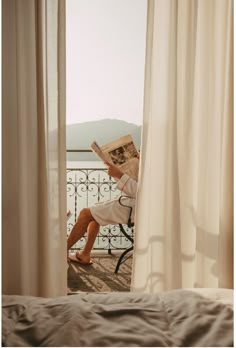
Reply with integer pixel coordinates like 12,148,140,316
68,250,93,265
75,250,92,264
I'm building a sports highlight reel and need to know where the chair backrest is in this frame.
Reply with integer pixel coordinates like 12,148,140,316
115,196,134,273
118,195,134,228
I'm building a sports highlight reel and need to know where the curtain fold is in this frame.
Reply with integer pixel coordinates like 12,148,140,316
2,0,67,297
131,0,233,292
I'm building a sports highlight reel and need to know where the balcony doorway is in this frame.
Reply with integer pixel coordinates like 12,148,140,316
66,0,147,293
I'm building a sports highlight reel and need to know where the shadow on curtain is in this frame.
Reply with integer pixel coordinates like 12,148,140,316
132,0,233,293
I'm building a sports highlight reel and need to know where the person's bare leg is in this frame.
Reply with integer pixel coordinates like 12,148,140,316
67,208,94,257
76,220,100,263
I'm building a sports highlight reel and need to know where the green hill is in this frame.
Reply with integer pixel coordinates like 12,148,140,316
66,119,141,161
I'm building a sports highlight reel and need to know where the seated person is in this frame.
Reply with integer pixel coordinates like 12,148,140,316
67,161,138,265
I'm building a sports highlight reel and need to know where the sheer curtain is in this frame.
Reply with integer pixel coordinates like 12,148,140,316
2,0,67,297
132,0,233,292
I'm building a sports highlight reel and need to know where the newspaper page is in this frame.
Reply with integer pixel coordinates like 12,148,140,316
91,134,139,180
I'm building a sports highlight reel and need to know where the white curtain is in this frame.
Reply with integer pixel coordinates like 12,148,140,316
132,0,233,292
2,0,67,297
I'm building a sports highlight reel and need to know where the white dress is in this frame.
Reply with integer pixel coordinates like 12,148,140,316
90,174,137,226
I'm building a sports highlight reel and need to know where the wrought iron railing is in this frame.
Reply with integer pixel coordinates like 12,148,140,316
67,150,133,253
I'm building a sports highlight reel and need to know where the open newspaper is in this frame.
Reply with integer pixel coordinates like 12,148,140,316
91,134,139,181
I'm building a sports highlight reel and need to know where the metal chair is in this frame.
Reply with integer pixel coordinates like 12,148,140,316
114,195,134,273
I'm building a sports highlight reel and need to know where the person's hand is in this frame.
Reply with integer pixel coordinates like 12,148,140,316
104,161,124,179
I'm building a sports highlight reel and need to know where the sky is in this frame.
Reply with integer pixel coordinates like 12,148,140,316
66,0,147,125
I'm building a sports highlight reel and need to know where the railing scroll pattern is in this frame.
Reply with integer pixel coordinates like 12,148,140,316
67,161,133,252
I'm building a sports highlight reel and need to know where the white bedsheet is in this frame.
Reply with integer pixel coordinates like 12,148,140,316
2,288,233,347
185,288,233,307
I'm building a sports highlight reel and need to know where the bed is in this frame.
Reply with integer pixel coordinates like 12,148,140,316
2,288,233,347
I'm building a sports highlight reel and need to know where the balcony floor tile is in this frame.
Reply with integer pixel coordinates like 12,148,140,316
67,251,132,293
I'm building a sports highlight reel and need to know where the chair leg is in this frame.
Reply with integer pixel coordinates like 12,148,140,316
115,246,133,274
